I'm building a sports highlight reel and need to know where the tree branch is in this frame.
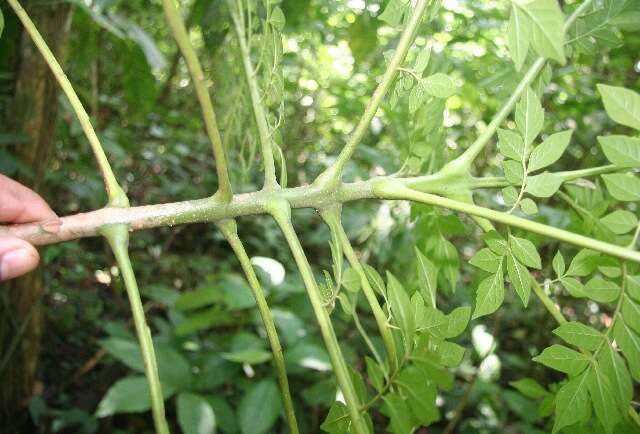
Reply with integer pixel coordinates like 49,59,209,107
162,0,233,202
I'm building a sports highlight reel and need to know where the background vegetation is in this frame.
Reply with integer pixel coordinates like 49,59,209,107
0,0,639,433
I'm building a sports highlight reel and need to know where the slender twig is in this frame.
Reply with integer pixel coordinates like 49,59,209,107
217,219,299,434
229,1,278,190
352,303,385,369
101,225,169,434
267,200,368,434
441,0,595,173
162,0,233,202
321,0,430,183
7,0,127,207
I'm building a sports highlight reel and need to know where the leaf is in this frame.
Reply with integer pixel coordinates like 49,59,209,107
387,272,415,354
320,401,350,434
614,316,640,382
472,262,505,319
627,275,640,302
520,198,538,215
381,392,415,434
415,247,438,308
365,356,385,391
515,87,544,146
602,173,640,201
414,46,431,73
598,343,632,414
363,264,386,297
528,130,572,172
497,128,525,161
506,4,532,71
469,248,502,273
423,73,456,99
584,277,621,303
177,393,216,434
600,210,638,235
238,379,282,434
408,82,425,114
552,372,591,433
509,235,541,269
482,230,508,255
525,172,562,197
175,286,218,311
101,338,145,372
507,253,531,307
597,84,640,130
567,249,599,277
621,296,640,334
222,350,272,365
514,0,566,64
342,267,361,292
561,277,587,297
444,306,471,338
552,251,565,277
395,366,439,426
270,6,286,31
503,160,525,185
510,378,548,399
378,0,408,26
587,364,623,434
553,322,604,351
96,376,175,417
597,135,640,167
0,8,4,40
532,344,590,375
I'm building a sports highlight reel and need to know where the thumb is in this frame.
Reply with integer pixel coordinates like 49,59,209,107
0,237,40,281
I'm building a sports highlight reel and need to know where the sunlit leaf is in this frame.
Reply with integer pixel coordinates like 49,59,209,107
597,135,640,167
597,84,640,130
532,344,590,375
528,130,572,172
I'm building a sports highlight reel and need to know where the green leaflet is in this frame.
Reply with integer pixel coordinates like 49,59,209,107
509,378,548,399
269,6,286,31
621,295,640,334
525,172,562,197
508,234,541,269
415,247,438,308
520,198,538,215
176,393,216,434
507,252,531,307
552,322,604,351
469,247,502,273
472,261,504,319
566,249,600,277
515,87,544,147
506,4,531,71
552,251,565,277
527,130,572,172
514,0,566,64
561,277,586,298
584,277,621,303
587,362,623,434
532,344,590,375
597,135,640,168
503,159,525,185
238,379,282,434
552,371,591,433
320,402,350,434
395,365,439,426
613,315,640,382
597,84,640,130
497,128,525,161
598,343,633,416
387,272,415,354
381,393,414,434
602,173,640,202
600,210,638,235
378,0,409,26
422,73,455,99
96,376,176,417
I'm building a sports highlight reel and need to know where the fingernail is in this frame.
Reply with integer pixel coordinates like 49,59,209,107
0,248,36,281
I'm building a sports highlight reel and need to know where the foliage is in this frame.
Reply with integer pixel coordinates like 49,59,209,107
1,0,640,433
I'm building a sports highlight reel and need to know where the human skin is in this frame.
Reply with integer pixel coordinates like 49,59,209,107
0,174,58,281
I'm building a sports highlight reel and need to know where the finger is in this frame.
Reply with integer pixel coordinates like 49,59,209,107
0,237,40,281
0,173,57,223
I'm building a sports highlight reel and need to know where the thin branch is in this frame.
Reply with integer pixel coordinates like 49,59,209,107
267,200,369,434
373,180,640,263
322,0,431,182
229,1,278,190
217,219,299,434
7,0,127,207
446,0,595,172
162,0,233,202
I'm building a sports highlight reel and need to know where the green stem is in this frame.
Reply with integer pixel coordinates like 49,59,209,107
531,279,567,325
446,0,595,171
373,180,640,263
161,0,233,202
322,0,430,183
229,1,278,190
7,0,127,207
267,200,369,434
352,303,385,370
217,220,299,434
101,225,169,434
322,208,399,373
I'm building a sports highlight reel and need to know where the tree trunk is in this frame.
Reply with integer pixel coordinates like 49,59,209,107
0,0,71,424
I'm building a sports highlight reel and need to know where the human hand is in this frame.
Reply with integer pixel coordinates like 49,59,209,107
0,174,57,281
